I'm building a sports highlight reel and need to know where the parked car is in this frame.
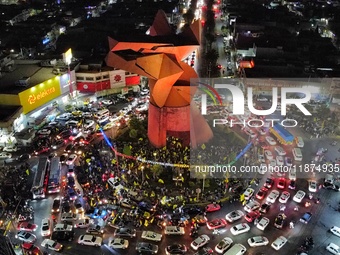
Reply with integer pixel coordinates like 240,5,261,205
108,238,129,249
15,231,36,243
225,210,244,223
17,222,38,232
51,230,75,241
271,236,287,250
191,235,210,250
230,223,250,236
214,237,233,254
41,218,51,237
293,190,306,203
77,234,102,247
41,239,63,251
300,212,312,224
166,244,187,255
256,217,270,231
141,231,162,242
247,236,269,247
114,228,136,238
136,242,158,254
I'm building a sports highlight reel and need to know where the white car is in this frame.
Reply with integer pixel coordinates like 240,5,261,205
293,190,306,203
264,150,273,160
74,217,91,228
136,104,149,112
84,120,95,129
102,99,113,105
330,226,340,237
274,146,286,156
3,146,17,152
226,210,245,223
244,200,260,213
327,243,340,255
271,236,287,250
56,113,72,121
41,218,51,237
215,237,233,254
256,217,270,231
107,177,125,192
108,238,129,249
66,154,77,165
243,188,254,200
190,234,210,250
0,152,12,159
37,129,51,135
257,97,268,102
141,231,162,242
276,156,284,166
140,89,149,95
265,136,277,145
309,180,317,193
230,223,250,236
269,159,277,167
266,190,280,203
98,116,109,124
247,236,269,247
77,235,102,247
41,239,63,251
53,223,73,232
279,191,290,203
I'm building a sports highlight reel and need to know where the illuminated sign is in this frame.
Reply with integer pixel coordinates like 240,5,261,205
63,48,72,65
19,77,62,114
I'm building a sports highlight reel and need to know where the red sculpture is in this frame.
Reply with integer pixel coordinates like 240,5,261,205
105,10,212,147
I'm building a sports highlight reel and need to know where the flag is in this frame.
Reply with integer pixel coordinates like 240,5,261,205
144,220,149,227
134,181,138,186
26,169,29,175
158,179,164,184
146,174,150,179
181,176,184,182
201,144,206,150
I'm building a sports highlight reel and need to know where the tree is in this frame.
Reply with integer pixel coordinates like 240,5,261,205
151,164,164,179
129,129,137,139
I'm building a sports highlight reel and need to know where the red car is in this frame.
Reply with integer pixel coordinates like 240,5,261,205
22,243,41,255
206,218,227,229
205,203,221,212
34,147,50,155
244,211,261,223
256,188,268,200
17,222,38,232
277,178,286,189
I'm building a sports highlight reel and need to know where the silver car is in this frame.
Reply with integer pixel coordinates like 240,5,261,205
136,242,158,254
16,231,36,243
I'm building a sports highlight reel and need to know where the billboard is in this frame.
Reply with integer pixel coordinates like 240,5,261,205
19,77,62,114
109,70,126,88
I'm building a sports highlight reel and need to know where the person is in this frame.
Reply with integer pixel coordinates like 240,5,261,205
290,221,294,229
294,206,299,211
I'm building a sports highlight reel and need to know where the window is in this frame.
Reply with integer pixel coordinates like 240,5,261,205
85,77,94,81
76,77,84,81
125,72,130,75
96,76,102,81
103,75,109,79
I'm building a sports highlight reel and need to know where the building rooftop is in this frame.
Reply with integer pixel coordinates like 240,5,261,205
0,63,57,94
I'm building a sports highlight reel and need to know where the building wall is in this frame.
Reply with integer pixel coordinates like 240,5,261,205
18,76,62,114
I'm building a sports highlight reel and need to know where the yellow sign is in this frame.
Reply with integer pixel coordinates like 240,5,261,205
19,77,62,114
